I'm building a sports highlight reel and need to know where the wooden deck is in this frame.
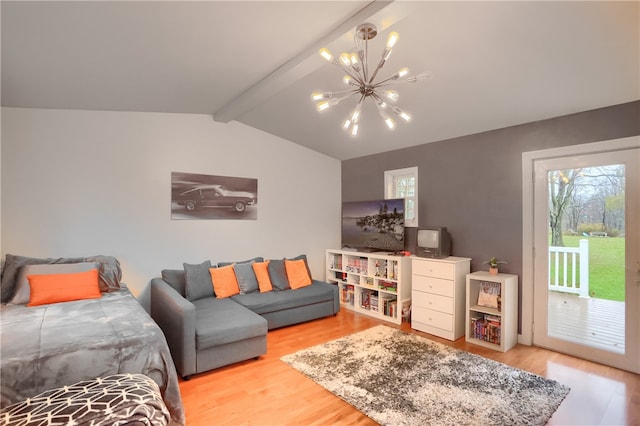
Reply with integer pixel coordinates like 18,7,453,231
547,291,625,354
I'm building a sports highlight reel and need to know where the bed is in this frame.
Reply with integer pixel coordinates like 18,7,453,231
0,254,185,425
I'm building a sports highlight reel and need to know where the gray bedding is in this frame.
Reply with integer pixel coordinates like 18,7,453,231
0,287,185,425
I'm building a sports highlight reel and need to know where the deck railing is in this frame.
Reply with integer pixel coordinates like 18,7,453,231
548,238,589,298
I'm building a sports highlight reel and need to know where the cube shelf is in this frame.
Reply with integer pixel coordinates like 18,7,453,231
465,271,518,352
326,249,411,324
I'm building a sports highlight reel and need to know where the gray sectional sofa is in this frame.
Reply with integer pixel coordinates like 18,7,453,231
149,256,339,379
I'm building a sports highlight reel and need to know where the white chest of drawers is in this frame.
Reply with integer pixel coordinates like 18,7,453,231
411,256,471,340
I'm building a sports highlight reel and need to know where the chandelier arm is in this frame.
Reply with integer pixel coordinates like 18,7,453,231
338,64,364,85
368,57,387,84
374,74,404,86
363,36,369,83
332,89,362,97
372,81,401,90
370,91,385,105
332,62,366,86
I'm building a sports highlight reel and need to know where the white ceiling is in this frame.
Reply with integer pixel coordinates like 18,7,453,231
2,1,638,160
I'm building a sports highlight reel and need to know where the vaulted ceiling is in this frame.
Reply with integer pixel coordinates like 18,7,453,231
2,1,638,160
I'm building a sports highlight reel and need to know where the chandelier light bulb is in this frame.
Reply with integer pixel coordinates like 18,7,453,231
386,32,399,49
343,75,354,86
339,53,351,67
394,67,410,80
351,109,360,123
381,32,399,61
349,53,360,71
384,90,399,102
316,100,331,112
317,98,341,112
407,71,433,83
343,119,352,130
319,48,333,62
311,92,330,101
385,117,396,130
392,106,411,122
351,123,359,137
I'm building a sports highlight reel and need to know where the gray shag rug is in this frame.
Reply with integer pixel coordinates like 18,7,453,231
281,325,570,426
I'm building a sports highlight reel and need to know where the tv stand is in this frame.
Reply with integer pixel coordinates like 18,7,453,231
326,249,411,325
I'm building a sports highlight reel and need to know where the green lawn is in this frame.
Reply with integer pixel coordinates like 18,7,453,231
550,235,625,301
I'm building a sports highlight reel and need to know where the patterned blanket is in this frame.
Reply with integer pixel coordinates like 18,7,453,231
0,374,170,426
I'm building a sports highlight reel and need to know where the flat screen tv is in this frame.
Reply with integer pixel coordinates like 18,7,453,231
342,199,405,252
415,227,451,258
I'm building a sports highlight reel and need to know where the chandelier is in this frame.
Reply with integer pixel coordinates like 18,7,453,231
311,23,430,137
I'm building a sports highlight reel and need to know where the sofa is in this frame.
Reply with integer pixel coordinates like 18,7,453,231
150,255,339,379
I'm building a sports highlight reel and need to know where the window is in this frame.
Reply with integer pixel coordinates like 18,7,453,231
384,167,418,227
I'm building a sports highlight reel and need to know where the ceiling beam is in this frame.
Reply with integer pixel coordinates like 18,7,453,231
213,0,394,123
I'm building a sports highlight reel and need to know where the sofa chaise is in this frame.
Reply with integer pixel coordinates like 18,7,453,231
150,255,339,379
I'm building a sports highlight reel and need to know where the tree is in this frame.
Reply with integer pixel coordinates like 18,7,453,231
550,165,625,246
549,169,582,246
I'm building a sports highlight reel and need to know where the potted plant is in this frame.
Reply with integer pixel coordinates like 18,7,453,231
484,257,506,275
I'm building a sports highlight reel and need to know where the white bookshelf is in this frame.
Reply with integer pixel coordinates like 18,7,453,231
465,271,518,352
326,249,411,324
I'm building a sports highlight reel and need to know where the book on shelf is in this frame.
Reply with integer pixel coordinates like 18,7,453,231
349,257,367,274
477,281,501,309
378,280,397,293
470,313,502,345
361,289,370,309
381,295,397,317
340,284,355,305
370,293,379,312
329,254,342,270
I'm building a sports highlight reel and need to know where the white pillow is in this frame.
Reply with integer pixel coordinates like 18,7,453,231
8,262,100,305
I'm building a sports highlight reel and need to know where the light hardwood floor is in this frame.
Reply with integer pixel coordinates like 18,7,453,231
179,310,640,425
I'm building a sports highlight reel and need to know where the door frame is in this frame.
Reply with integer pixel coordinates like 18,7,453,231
521,136,640,347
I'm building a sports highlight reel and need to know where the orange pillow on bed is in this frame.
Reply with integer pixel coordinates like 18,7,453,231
252,260,272,292
285,259,312,289
209,265,240,298
27,269,102,307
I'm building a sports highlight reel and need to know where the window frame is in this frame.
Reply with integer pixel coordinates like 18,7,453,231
384,166,418,227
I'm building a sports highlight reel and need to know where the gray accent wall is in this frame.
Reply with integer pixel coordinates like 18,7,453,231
343,101,640,329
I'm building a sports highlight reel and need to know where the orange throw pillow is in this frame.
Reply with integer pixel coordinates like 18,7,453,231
210,265,240,298
252,260,272,292
27,269,101,307
285,259,312,289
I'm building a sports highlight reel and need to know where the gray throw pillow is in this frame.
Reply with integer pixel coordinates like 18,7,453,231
268,259,290,291
183,260,214,301
9,262,101,305
234,262,259,294
161,269,186,297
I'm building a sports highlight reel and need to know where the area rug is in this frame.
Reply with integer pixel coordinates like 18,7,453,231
281,325,569,426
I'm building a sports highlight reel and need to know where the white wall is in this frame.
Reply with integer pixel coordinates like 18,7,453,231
1,107,341,304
